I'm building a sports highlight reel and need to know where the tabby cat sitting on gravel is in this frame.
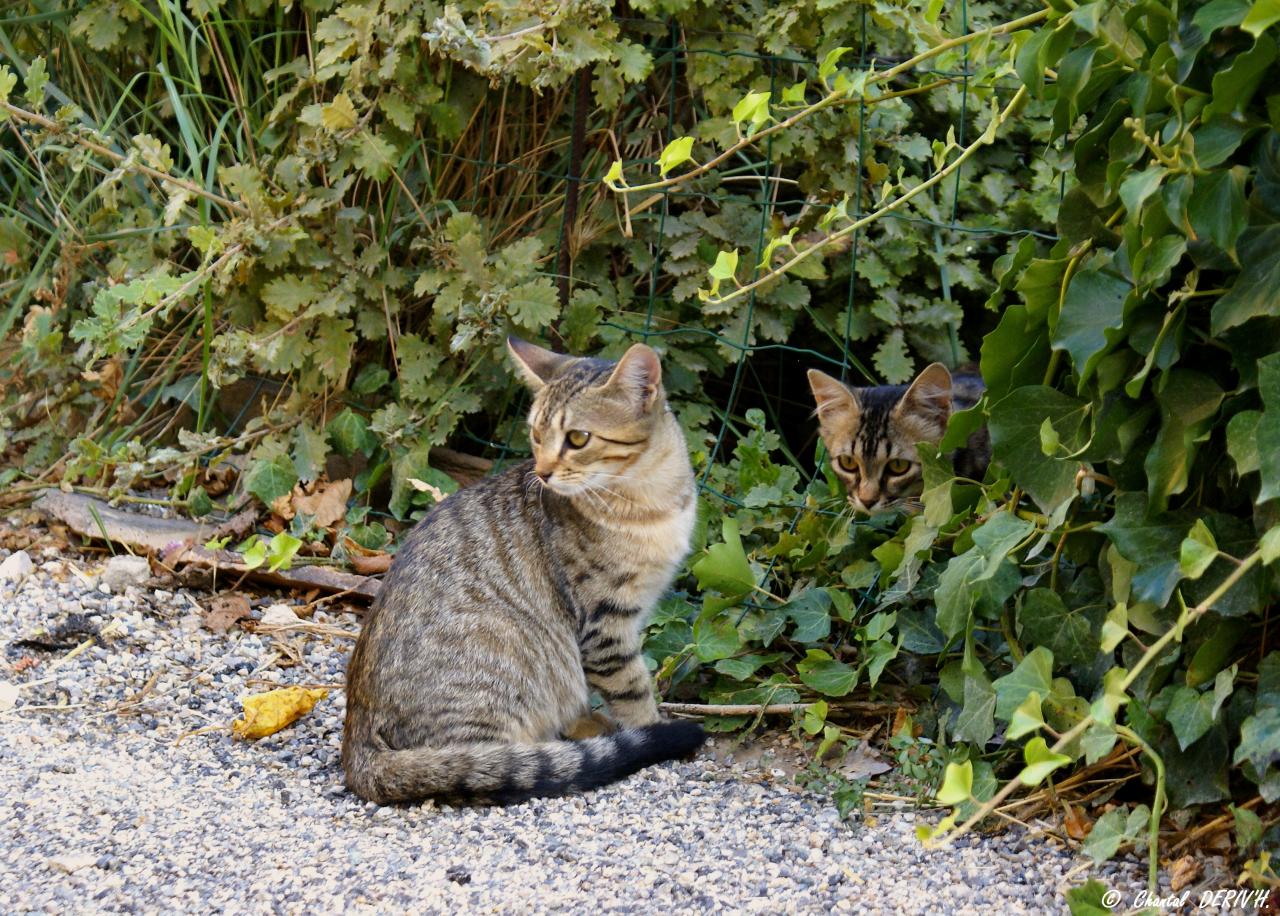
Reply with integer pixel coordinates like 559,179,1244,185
343,337,705,806
807,363,989,514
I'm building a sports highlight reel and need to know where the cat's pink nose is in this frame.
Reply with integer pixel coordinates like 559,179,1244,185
534,461,556,481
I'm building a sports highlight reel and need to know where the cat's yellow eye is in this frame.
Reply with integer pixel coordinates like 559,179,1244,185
886,458,911,475
836,454,857,472
566,430,591,449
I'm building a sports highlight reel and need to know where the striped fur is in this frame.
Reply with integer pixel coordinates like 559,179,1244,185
343,339,704,806
807,363,989,513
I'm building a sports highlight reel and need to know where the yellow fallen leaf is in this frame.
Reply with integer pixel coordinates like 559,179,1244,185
232,687,328,740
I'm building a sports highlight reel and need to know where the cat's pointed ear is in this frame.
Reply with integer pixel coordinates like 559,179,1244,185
507,336,571,391
601,343,663,411
898,362,953,422
807,369,857,420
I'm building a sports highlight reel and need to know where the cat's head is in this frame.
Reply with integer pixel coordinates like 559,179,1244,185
507,336,669,497
806,363,953,513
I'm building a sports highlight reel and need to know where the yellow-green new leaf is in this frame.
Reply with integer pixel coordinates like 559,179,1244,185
1261,526,1280,565
731,91,771,134
1006,690,1046,740
935,759,973,805
1179,519,1218,579
819,47,852,82
705,248,740,298
1017,736,1072,786
1100,603,1128,652
1242,0,1280,36
657,137,694,176
602,160,625,189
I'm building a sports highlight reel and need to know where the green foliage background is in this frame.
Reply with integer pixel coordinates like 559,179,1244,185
2,0,1279,877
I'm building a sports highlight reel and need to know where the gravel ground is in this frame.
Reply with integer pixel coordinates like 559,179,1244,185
0,544,1235,914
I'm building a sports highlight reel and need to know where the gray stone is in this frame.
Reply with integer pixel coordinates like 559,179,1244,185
99,555,151,590
0,550,34,585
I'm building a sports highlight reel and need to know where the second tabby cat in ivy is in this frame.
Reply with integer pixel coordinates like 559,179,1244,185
807,363,989,513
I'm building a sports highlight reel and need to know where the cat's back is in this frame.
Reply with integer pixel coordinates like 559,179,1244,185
383,459,541,587
350,460,559,658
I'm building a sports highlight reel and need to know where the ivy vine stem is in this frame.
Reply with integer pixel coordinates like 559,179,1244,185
1114,725,1166,895
701,85,1030,308
931,548,1263,852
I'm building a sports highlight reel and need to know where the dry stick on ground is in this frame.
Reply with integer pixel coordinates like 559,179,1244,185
660,700,904,718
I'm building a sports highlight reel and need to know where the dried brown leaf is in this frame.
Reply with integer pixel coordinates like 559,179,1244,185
350,553,392,575
1063,801,1092,840
1169,855,1201,892
291,479,353,529
204,594,252,634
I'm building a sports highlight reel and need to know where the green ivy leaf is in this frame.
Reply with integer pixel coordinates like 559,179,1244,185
1165,685,1215,750
1187,167,1248,256
1243,0,1280,35
818,47,852,82
797,649,857,696
1064,879,1114,915
657,136,694,176
954,672,997,746
602,160,625,188
327,408,376,458
993,646,1054,721
935,760,973,805
1232,706,1280,771
1097,492,1188,606
988,386,1088,513
188,486,213,518
1017,736,1072,786
1211,227,1280,335
693,606,743,662
241,537,267,570
1233,804,1263,850
1262,527,1280,565
266,532,302,572
1179,519,1219,579
242,456,298,507
1255,352,1280,503
692,517,755,598
1006,690,1046,740
1227,411,1261,475
1018,588,1099,667
731,90,771,133
1052,269,1132,386
783,588,832,643
1081,806,1149,863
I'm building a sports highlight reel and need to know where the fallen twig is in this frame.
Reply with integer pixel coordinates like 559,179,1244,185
659,699,903,717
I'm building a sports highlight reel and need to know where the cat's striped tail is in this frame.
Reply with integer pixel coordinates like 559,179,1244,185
344,720,705,806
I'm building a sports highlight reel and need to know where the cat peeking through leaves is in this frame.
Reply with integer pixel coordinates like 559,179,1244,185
807,363,989,514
